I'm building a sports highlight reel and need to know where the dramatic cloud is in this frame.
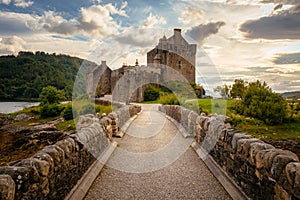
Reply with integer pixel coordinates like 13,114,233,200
186,21,225,43
14,0,33,8
179,6,204,25
0,36,26,55
240,4,300,39
273,52,300,64
26,3,127,38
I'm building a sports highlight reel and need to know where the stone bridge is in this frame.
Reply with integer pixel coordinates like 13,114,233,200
0,104,299,200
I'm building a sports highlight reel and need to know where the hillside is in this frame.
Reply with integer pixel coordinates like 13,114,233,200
281,91,300,99
0,51,95,100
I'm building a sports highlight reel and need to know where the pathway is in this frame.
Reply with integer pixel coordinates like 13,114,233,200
85,104,231,200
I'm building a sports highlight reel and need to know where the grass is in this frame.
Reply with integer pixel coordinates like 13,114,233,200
142,97,300,142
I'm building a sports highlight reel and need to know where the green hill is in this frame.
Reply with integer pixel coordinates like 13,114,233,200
281,91,300,99
0,51,95,101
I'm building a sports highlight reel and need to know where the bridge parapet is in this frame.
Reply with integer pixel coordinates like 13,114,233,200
0,104,141,200
161,105,300,200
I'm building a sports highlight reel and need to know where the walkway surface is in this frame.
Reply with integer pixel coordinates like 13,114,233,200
85,104,232,200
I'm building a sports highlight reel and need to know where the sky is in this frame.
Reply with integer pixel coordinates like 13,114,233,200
0,0,300,93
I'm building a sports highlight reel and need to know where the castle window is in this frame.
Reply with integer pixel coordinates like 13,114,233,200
178,61,182,70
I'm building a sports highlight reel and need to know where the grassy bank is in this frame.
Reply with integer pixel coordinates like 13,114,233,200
198,99,300,142
142,97,300,142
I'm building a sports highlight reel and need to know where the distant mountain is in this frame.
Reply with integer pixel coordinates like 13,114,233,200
281,91,300,99
0,51,96,100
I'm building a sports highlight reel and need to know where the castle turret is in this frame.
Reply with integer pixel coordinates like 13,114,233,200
147,28,197,83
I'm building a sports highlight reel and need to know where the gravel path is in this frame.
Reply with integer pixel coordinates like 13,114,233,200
85,104,232,200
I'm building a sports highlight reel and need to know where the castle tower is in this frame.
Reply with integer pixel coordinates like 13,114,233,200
147,28,196,83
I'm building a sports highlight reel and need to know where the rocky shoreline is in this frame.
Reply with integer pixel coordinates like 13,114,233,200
0,114,73,166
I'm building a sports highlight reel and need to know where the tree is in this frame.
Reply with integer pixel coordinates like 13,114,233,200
230,79,246,99
39,86,66,105
236,80,287,125
214,84,230,99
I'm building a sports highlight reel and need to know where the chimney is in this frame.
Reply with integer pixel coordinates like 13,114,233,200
174,28,181,38
101,60,106,66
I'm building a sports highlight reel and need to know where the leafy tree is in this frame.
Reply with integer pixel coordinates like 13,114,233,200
214,84,230,99
39,86,66,105
236,80,287,125
0,51,93,100
230,79,246,99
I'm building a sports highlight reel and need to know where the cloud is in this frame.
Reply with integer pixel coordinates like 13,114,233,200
240,4,300,39
0,12,34,35
142,13,166,28
273,52,300,64
0,0,10,4
178,6,204,25
0,36,26,55
26,3,128,38
114,27,164,48
186,21,226,43
14,0,33,8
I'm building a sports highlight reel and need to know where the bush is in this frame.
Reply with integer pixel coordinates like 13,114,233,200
235,81,287,125
159,93,180,105
144,85,160,101
40,103,61,118
39,86,66,105
62,105,74,120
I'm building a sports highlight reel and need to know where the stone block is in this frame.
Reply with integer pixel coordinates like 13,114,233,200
236,138,263,158
33,152,54,175
0,175,15,200
55,138,76,158
249,142,275,165
0,166,32,198
271,153,299,180
231,133,252,150
285,162,300,198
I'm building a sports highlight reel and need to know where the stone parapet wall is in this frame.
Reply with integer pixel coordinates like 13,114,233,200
161,105,300,200
0,104,141,200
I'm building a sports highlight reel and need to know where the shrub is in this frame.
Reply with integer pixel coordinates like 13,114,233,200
40,103,61,118
62,105,74,120
144,85,160,101
159,93,180,105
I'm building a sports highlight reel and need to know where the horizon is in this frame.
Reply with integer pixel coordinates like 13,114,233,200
0,0,299,93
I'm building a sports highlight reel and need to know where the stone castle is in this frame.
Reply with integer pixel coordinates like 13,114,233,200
86,28,197,102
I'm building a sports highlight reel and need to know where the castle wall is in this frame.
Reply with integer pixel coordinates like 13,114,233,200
86,61,112,97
